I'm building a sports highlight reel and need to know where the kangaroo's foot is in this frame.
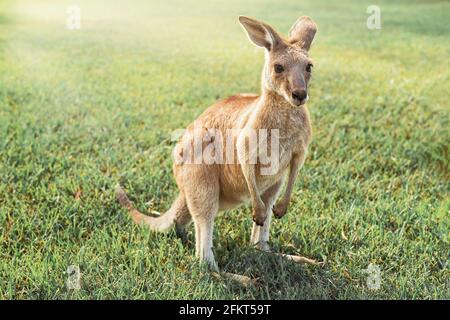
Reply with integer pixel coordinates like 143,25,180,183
258,249,324,266
253,241,271,252
275,252,324,265
212,272,258,287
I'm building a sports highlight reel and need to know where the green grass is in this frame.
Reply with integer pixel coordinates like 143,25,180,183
0,0,449,299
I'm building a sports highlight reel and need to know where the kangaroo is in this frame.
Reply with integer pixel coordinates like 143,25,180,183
116,15,318,277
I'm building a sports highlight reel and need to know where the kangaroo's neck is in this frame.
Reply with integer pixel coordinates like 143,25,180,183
259,88,292,111
252,87,311,138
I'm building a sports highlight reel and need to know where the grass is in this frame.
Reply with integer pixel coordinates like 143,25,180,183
0,0,449,299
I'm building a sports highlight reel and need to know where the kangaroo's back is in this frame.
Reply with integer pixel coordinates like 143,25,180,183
189,93,259,131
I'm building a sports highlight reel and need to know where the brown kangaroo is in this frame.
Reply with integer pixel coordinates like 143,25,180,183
116,15,318,279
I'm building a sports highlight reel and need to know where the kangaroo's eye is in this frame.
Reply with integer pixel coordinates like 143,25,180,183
306,63,313,73
274,64,284,73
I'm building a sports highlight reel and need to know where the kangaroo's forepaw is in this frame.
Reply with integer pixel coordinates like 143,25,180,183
252,203,267,226
252,216,266,226
272,203,288,219
252,207,267,226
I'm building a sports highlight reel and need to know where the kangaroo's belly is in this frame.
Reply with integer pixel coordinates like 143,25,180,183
217,151,292,210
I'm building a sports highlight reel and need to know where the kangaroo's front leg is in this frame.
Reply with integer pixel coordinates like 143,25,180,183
273,154,303,219
241,163,266,226
237,134,266,226
251,179,284,251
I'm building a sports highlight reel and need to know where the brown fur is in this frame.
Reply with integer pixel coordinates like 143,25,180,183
117,15,318,272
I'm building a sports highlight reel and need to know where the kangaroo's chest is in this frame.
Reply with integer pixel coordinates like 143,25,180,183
254,106,311,187
257,106,311,159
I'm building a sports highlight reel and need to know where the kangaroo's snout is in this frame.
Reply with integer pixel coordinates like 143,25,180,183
291,89,307,105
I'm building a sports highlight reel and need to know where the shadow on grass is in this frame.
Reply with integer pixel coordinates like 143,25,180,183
218,250,346,299
212,238,354,299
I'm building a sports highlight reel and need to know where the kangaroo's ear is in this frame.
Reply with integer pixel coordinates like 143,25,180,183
239,16,283,51
288,16,317,51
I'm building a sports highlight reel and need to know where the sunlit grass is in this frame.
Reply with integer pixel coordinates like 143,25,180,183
0,0,449,299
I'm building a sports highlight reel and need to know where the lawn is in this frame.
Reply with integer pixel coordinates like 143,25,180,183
0,0,449,299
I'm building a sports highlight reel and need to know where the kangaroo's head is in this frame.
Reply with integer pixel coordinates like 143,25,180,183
239,15,317,107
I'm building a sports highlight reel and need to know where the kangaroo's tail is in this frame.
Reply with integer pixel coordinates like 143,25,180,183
115,184,189,233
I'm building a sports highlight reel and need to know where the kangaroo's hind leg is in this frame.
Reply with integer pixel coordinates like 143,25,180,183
182,165,220,271
172,194,192,244
181,163,260,285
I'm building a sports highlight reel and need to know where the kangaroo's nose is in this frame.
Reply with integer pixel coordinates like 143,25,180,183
292,90,307,103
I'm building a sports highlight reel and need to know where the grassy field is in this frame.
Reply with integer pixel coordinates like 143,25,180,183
0,0,449,299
